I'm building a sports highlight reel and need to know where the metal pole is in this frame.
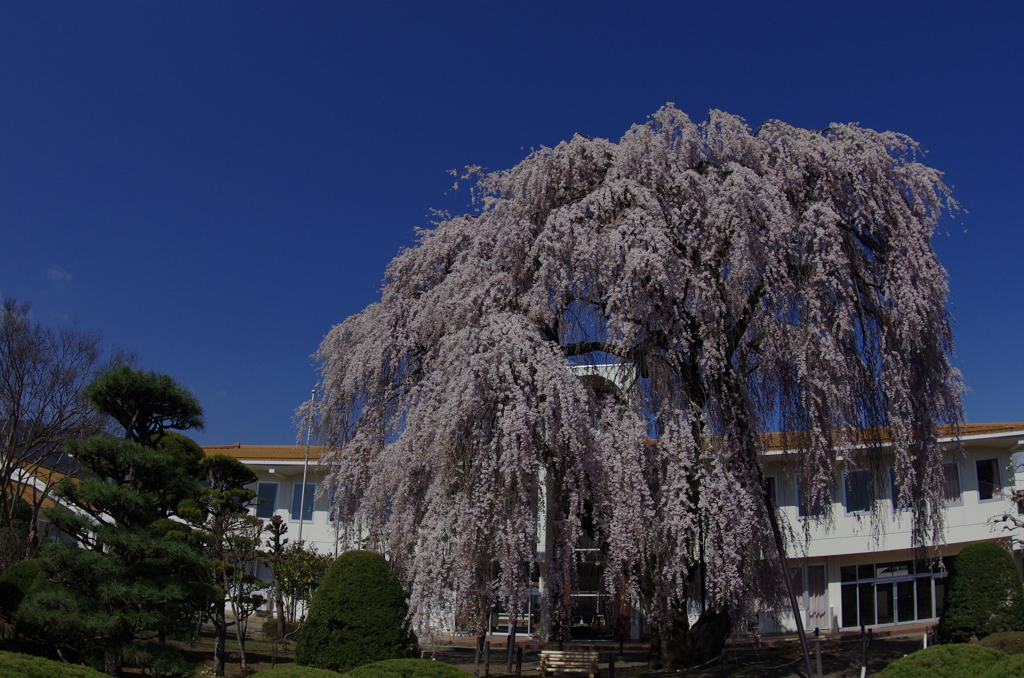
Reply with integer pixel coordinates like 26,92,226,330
298,389,317,543
763,477,815,678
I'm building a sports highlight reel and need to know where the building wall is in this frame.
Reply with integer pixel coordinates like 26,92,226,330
243,462,340,557
762,433,1024,633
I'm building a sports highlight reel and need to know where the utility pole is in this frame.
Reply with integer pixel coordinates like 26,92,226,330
298,389,318,543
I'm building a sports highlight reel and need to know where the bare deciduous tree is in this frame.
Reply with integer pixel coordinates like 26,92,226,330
0,298,127,559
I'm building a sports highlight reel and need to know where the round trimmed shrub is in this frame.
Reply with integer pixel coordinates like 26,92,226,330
979,631,1024,655
938,541,1024,643
0,650,108,678
344,659,471,678
295,550,417,672
877,644,1004,677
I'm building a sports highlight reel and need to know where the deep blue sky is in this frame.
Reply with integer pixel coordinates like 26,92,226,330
1,2,1021,446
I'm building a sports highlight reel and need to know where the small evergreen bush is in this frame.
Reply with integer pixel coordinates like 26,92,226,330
877,644,1004,677
343,658,470,678
295,550,417,672
250,667,345,677
937,542,1024,643
979,631,1024,654
0,650,108,678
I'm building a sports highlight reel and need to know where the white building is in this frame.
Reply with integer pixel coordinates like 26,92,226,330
763,422,1024,634
202,443,340,558
204,422,1024,636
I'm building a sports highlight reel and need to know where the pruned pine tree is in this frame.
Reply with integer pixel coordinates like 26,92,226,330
312,106,963,666
25,368,208,677
180,453,262,677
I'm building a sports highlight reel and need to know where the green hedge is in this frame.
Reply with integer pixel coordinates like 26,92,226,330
979,631,1024,655
295,551,417,672
938,541,1024,643
0,650,108,678
343,659,471,678
251,667,345,678
877,644,1005,677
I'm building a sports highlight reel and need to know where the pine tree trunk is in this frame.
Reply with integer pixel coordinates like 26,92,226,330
213,601,227,677
103,643,120,677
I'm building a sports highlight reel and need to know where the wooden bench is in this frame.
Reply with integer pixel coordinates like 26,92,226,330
539,650,600,678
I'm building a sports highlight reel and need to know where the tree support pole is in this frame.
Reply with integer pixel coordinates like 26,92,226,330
763,479,814,678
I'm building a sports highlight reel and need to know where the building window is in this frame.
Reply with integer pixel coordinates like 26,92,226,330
845,469,873,515
254,482,278,519
766,476,777,507
942,462,962,505
976,459,1002,501
796,475,826,518
840,558,951,628
291,482,316,522
889,470,911,511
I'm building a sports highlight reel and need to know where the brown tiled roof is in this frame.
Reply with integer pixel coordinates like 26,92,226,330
12,480,58,509
207,423,1024,461
760,423,1024,452
203,443,326,462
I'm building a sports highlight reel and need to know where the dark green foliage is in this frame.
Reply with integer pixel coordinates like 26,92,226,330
938,541,1024,643
122,642,197,678
251,667,345,678
295,550,417,672
82,366,203,446
979,653,1024,677
18,368,211,676
0,650,109,678
0,557,42,622
262,618,301,640
343,659,471,678
979,631,1024,654
155,430,207,486
877,644,1004,677
179,453,264,676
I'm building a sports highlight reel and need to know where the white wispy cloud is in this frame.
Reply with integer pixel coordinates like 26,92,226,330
46,265,73,282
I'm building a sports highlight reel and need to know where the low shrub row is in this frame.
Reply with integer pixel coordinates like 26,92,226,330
0,650,108,678
250,659,470,678
878,643,1024,678
978,631,1024,655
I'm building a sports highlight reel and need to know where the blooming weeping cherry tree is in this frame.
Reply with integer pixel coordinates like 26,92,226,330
311,105,963,664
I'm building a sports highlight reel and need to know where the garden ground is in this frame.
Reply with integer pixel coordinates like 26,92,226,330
423,629,930,678
0,627,932,677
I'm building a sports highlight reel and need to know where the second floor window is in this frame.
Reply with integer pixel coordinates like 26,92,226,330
796,474,827,518
254,482,278,519
942,462,962,505
845,469,873,515
976,459,1001,501
291,482,317,522
889,469,911,511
